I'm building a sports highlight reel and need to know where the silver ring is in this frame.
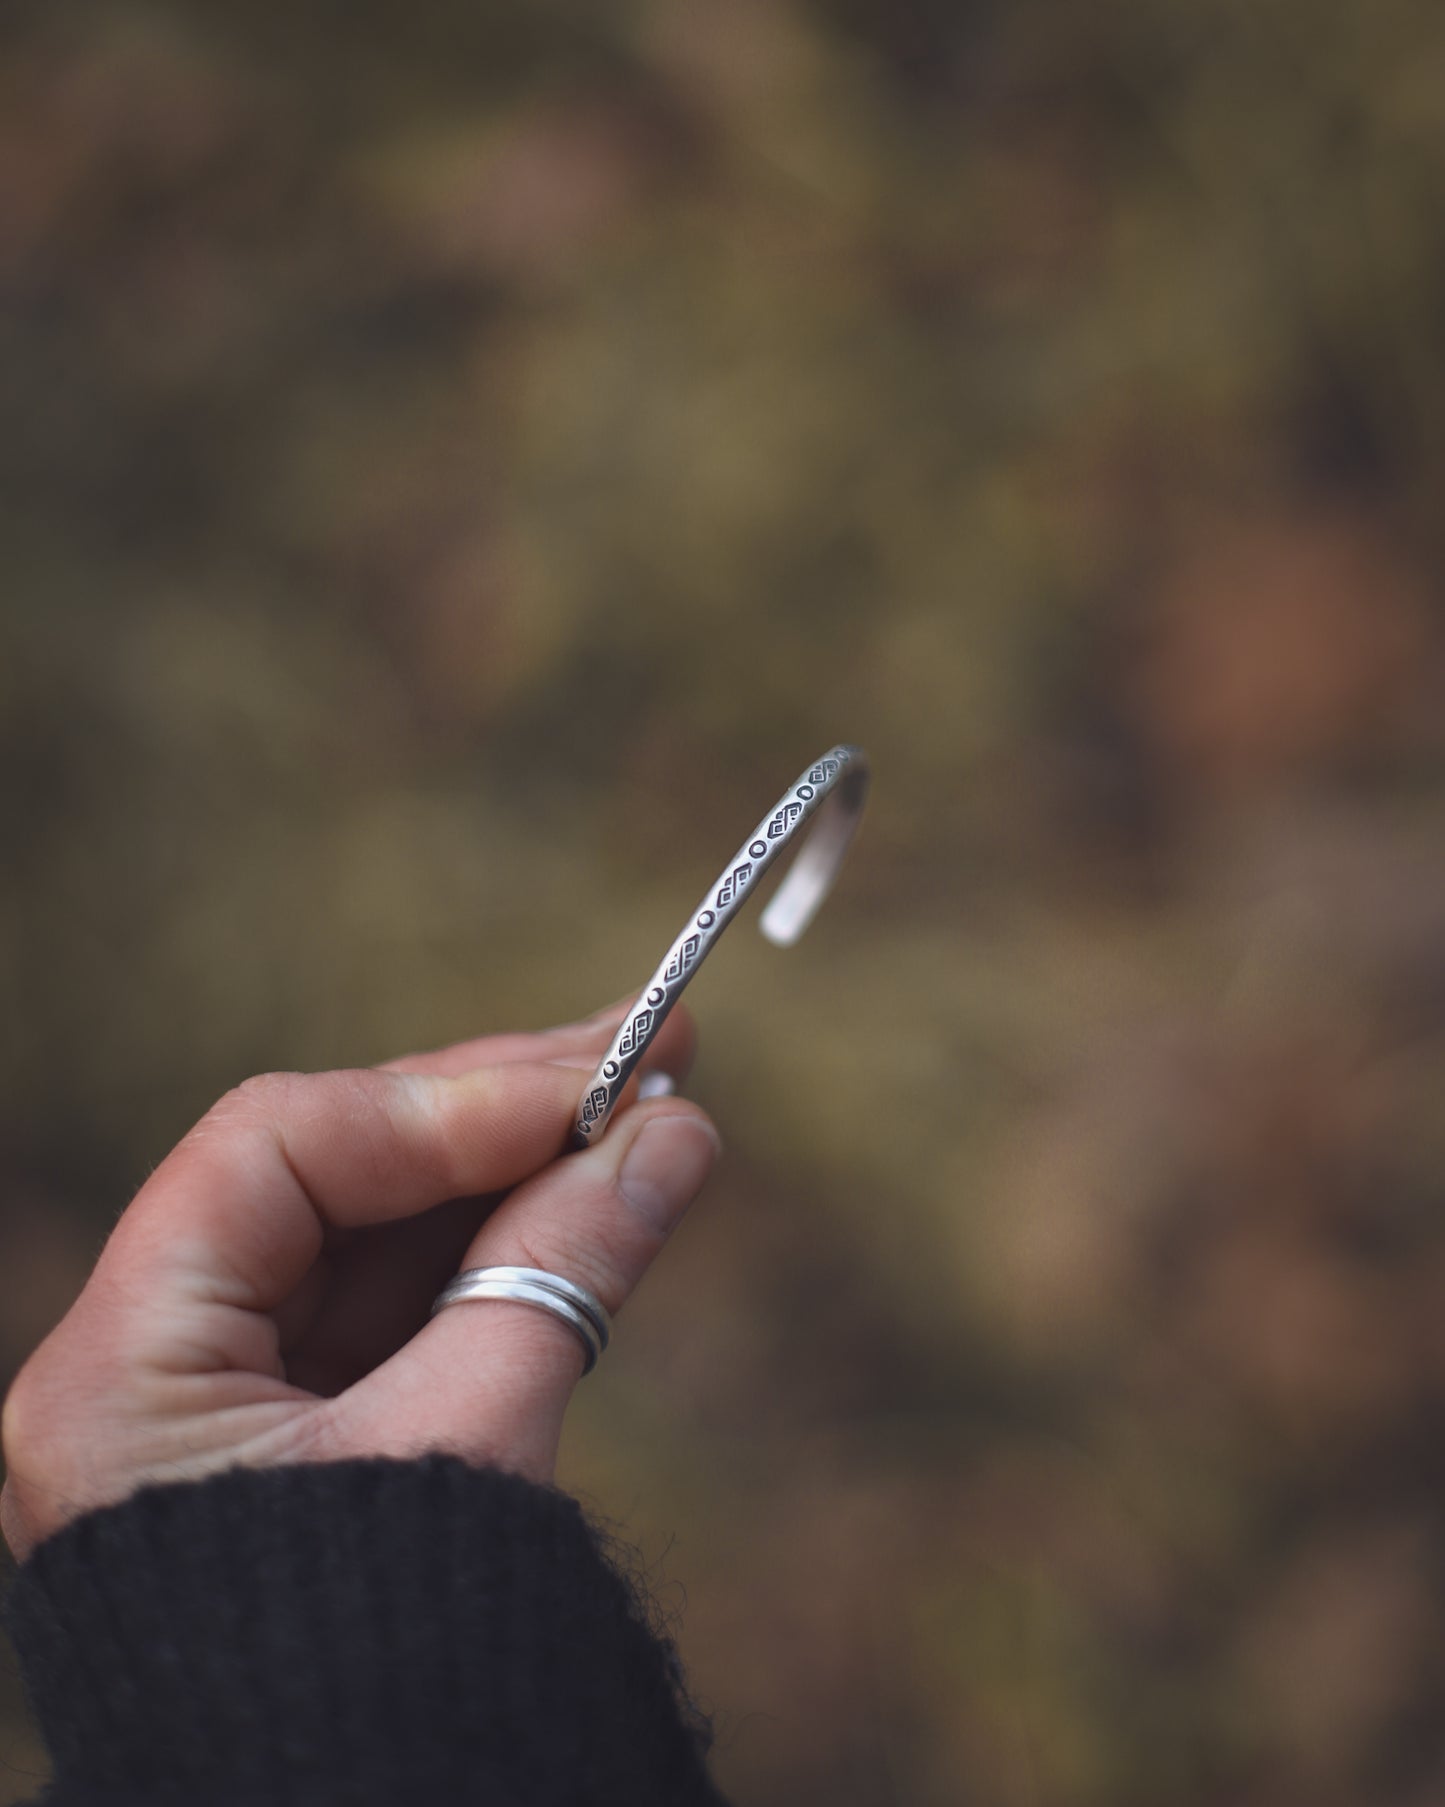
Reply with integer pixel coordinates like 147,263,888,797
431,1266,612,1375
571,744,869,1149
436,1265,611,1351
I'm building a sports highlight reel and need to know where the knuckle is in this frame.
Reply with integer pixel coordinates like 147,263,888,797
229,1070,306,1115
1,1355,66,1478
0,1367,38,1470
191,1071,306,1141
510,1228,619,1315
508,1230,558,1278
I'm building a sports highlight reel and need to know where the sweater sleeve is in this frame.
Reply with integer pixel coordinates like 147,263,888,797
3,1455,729,1807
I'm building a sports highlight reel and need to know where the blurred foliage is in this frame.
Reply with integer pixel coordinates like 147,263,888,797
3,0,1445,1802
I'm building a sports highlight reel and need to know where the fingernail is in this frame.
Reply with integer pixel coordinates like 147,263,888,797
637,1071,676,1099
618,1116,721,1234
547,1054,602,1070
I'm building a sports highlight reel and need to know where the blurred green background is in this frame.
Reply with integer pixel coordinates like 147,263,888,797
3,1,1445,1802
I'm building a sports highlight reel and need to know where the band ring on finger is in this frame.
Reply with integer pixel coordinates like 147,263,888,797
431,1265,613,1376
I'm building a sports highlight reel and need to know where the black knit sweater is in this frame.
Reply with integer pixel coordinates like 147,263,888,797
3,1457,729,1806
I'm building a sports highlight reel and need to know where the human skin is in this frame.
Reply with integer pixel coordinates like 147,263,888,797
0,997,720,1562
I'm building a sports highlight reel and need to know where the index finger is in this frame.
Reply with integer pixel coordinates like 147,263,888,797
380,995,696,1081
94,1061,594,1318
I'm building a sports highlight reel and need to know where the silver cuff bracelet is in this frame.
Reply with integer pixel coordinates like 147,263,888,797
571,744,869,1149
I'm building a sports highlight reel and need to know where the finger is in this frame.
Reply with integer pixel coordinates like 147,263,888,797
377,996,632,1075
89,1061,602,1325
381,994,696,1082
331,1100,720,1465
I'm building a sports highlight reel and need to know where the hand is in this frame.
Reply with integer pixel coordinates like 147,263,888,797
0,1000,720,1562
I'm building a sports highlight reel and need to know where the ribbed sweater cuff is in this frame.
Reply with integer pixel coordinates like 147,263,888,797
4,1456,723,1807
